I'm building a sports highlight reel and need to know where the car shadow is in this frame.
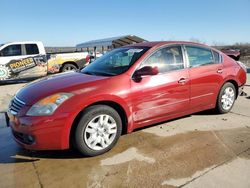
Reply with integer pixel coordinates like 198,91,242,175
0,145,84,164
0,77,40,85
0,127,84,164
0,145,39,164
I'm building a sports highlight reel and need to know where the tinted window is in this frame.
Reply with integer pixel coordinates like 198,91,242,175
142,46,184,73
186,46,213,67
1,44,22,56
82,47,149,76
25,44,39,55
212,50,221,63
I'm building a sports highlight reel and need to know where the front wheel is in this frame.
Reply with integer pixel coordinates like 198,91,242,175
74,105,122,156
216,82,236,114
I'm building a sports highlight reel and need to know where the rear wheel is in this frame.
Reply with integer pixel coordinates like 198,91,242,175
216,82,236,114
74,105,122,156
61,63,77,72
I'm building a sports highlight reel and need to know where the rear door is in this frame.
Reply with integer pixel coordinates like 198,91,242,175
184,45,224,109
130,45,190,127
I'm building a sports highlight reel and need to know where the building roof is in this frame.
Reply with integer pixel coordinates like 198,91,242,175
76,35,147,48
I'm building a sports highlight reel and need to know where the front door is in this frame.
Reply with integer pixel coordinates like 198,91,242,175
130,45,190,128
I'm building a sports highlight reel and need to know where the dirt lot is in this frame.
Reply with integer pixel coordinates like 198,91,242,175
0,74,250,188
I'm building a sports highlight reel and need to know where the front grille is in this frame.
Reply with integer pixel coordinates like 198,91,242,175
9,97,26,115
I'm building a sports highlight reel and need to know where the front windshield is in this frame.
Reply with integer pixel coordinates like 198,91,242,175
81,47,149,76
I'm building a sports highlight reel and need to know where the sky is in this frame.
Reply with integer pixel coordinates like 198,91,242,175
1,0,250,46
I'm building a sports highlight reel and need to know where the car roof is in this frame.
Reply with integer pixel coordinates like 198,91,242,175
126,41,210,48
2,41,43,46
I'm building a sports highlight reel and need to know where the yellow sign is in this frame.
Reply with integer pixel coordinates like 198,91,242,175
9,58,34,70
8,57,36,73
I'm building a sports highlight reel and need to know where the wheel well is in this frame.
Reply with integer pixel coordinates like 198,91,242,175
60,61,78,72
226,80,239,98
69,101,128,148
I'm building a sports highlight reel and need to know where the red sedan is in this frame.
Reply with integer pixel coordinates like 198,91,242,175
8,41,247,156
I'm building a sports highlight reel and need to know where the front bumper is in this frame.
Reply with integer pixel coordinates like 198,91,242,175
7,111,71,150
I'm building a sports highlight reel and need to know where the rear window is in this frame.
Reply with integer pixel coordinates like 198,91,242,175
25,44,39,55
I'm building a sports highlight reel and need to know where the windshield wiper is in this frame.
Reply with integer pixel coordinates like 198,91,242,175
93,71,116,76
82,70,116,76
82,71,96,75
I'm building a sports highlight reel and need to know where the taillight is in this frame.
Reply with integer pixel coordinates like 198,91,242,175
86,55,91,64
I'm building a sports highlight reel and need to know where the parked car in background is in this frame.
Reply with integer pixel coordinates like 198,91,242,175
85,52,103,66
0,41,88,81
47,51,88,73
0,41,47,81
221,48,240,61
7,41,247,156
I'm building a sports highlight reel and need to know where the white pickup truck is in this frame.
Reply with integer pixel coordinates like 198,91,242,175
0,41,88,81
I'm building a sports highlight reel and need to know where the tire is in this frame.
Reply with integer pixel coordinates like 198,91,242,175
216,82,236,114
74,105,122,156
61,63,77,72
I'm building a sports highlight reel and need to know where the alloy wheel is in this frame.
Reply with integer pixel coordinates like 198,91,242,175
84,114,117,151
221,87,235,110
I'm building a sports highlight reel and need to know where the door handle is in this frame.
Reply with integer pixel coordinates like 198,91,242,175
217,69,223,74
178,78,187,84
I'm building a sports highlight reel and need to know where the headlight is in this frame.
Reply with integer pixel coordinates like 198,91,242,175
26,93,73,116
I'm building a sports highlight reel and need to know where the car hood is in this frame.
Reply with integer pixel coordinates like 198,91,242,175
16,72,108,105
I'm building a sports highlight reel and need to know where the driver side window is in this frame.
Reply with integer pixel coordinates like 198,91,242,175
142,46,184,73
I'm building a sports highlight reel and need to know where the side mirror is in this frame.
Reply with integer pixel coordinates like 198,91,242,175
133,66,159,82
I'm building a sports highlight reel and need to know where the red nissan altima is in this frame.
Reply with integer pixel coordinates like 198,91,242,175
7,41,247,156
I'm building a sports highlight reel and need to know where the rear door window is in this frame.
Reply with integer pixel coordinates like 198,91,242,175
186,46,214,67
25,44,39,55
212,50,221,63
1,44,22,56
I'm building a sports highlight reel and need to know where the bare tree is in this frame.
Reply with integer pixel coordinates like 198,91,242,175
189,37,206,44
